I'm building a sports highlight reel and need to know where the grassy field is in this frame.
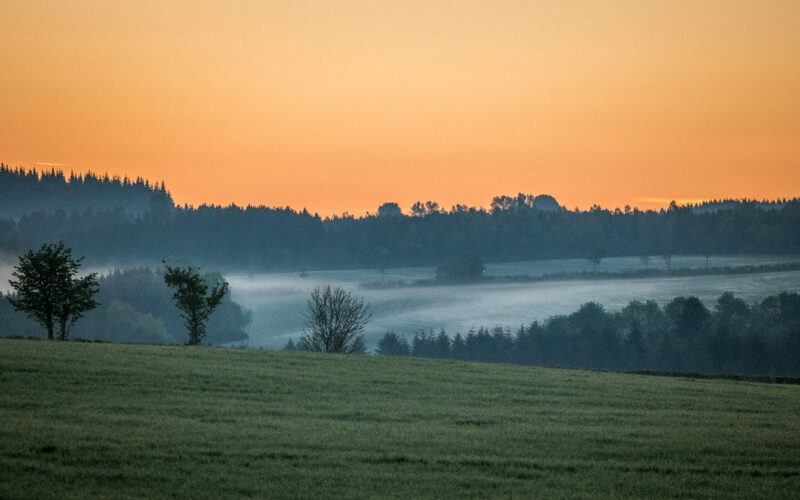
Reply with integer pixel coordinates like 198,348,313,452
1,340,800,498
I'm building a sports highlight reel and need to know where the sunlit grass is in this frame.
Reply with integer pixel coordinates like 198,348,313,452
1,339,799,498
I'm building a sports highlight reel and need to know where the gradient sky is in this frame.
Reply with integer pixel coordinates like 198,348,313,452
2,1,799,215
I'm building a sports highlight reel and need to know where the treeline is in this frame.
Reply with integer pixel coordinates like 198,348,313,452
0,268,250,344
372,292,800,377
0,165,173,219
1,167,800,269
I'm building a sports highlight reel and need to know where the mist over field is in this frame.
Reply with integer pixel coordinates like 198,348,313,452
4,254,800,350
226,255,800,348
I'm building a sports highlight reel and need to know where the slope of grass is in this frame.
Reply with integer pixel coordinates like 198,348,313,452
1,339,799,499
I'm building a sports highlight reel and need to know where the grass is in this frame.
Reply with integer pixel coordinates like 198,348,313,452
1,339,800,498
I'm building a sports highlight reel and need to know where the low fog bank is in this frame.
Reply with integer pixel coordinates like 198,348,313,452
3,255,798,294
485,255,800,277
231,267,800,349
3,255,800,350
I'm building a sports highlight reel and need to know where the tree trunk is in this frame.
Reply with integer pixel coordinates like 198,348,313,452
46,312,54,340
188,316,201,345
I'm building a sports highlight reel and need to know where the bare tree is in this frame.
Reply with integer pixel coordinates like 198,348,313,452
300,285,371,353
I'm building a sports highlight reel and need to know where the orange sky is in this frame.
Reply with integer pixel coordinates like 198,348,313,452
1,1,799,215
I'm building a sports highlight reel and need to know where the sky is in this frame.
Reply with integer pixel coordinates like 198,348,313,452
1,0,799,215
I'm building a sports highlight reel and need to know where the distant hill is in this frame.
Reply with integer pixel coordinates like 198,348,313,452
0,165,174,219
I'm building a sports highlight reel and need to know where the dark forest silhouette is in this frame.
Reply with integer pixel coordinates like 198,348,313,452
1,165,799,270
0,165,172,219
365,291,800,377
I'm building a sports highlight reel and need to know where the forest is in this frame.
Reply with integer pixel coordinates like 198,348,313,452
367,291,800,377
0,165,173,218
1,165,799,270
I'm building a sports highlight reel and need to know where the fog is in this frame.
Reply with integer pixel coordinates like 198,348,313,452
3,255,799,349
228,255,800,348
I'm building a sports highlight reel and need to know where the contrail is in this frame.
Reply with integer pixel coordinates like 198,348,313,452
36,162,69,167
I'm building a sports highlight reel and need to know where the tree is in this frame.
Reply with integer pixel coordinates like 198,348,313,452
588,246,605,273
410,200,441,217
666,296,710,341
377,202,402,217
662,250,673,271
376,332,410,356
7,242,99,340
163,264,229,345
533,194,560,211
435,253,484,282
300,285,371,353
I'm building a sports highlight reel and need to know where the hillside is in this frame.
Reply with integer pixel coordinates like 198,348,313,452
1,339,799,498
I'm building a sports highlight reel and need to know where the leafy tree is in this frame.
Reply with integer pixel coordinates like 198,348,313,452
410,200,441,216
715,292,750,330
533,194,560,211
435,253,484,282
588,246,605,273
377,202,402,217
163,264,229,345
666,296,710,341
300,285,371,353
81,267,248,344
7,242,99,340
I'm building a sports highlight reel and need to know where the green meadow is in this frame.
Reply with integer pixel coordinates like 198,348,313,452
1,339,799,499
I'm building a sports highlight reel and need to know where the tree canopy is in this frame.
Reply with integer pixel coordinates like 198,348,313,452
435,254,485,282
163,264,229,345
7,242,99,340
